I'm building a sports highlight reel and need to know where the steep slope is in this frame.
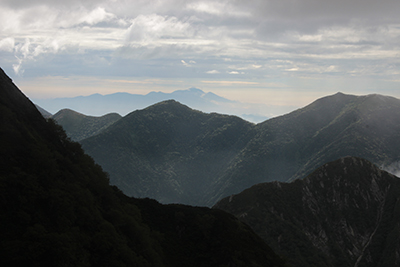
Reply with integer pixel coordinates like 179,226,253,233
81,101,254,206
35,104,52,118
52,108,121,141
209,92,400,204
215,157,400,267
0,68,286,266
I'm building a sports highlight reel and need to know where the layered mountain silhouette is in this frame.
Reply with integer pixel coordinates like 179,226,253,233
0,68,286,266
79,92,400,206
214,156,400,267
33,87,270,123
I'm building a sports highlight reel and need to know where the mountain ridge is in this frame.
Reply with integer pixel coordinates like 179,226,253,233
81,99,255,205
79,91,400,206
208,91,400,204
214,156,400,267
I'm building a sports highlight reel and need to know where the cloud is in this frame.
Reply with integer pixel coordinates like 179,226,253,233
181,60,197,67
0,0,399,98
125,14,194,44
186,1,250,17
206,70,219,74
202,80,259,85
0,37,15,52
79,7,116,25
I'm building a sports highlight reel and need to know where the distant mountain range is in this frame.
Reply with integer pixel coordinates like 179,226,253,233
76,92,400,206
215,156,400,267
33,87,272,123
0,67,286,266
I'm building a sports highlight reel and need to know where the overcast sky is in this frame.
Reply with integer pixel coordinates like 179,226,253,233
1,0,399,116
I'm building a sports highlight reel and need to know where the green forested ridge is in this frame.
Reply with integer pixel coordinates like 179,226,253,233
81,100,255,206
214,157,400,267
51,108,121,141
80,91,400,206
0,68,286,266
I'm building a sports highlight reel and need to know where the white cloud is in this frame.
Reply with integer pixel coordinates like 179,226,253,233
0,0,400,102
186,2,224,15
125,14,194,44
0,37,15,52
206,70,219,74
81,7,115,25
13,57,23,75
186,1,250,17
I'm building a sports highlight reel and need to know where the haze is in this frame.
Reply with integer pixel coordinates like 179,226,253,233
0,0,399,117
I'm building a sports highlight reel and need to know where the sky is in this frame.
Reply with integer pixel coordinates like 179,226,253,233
1,0,399,117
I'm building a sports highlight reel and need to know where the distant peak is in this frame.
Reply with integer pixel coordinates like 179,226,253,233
58,108,84,114
170,87,205,96
132,99,194,116
310,92,357,106
334,92,345,96
150,99,182,107
188,87,205,93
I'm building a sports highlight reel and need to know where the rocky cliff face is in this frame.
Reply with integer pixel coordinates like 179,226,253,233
215,157,400,267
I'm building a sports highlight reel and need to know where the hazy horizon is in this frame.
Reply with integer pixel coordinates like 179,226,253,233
32,86,300,121
1,0,399,117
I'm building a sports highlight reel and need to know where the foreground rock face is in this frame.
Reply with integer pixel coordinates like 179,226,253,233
215,157,400,267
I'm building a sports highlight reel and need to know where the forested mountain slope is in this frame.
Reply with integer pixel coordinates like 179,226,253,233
81,101,254,205
215,157,400,267
210,92,400,203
